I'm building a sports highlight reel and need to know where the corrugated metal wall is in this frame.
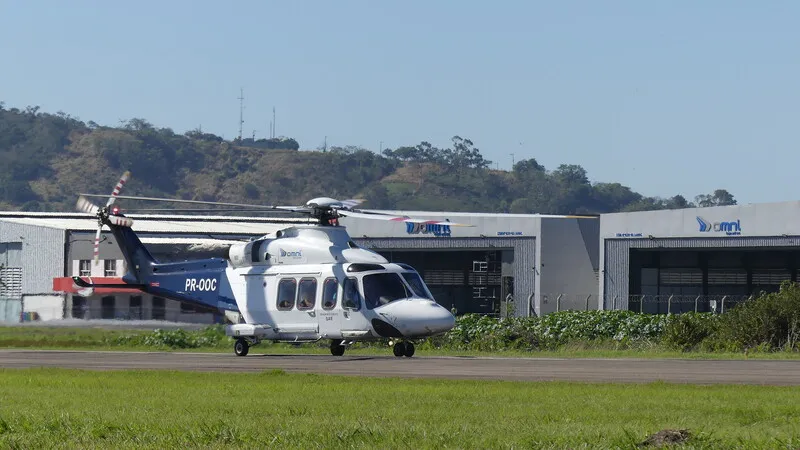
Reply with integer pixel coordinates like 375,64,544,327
0,222,65,295
354,237,537,316
602,236,800,309
539,219,600,314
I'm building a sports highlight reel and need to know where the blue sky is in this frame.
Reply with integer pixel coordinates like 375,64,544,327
2,1,799,205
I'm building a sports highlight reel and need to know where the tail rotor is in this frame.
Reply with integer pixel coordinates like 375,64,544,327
75,171,135,266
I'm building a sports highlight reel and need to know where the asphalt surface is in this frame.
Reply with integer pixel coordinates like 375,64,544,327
2,349,800,385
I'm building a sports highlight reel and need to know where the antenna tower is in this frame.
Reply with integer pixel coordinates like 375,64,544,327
237,88,244,140
272,107,276,138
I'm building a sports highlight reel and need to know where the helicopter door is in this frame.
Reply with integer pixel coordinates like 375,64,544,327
275,277,319,338
339,276,371,340
317,277,341,338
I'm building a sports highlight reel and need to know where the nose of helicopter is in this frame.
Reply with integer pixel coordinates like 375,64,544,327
372,299,456,338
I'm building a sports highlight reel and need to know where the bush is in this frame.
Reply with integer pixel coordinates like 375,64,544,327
112,326,228,349
661,313,719,351
712,281,800,352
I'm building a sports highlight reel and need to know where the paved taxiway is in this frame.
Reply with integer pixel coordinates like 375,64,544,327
2,350,800,385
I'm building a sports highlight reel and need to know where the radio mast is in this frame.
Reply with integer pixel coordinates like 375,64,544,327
237,88,244,140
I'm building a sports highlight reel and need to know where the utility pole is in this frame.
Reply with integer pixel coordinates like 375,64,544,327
379,141,383,153
237,88,244,140
252,130,257,140
510,153,515,168
272,107,276,138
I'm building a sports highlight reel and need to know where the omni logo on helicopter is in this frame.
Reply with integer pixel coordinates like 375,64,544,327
280,248,303,258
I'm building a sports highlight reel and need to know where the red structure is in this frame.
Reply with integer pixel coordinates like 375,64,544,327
52,277,143,295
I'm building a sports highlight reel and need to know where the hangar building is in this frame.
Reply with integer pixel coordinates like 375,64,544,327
341,210,599,316
0,210,600,322
600,201,800,314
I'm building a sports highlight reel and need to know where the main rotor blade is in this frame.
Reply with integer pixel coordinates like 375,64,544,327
337,210,474,227
78,194,288,210
118,208,300,214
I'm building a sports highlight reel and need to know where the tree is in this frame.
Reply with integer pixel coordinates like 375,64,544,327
695,189,737,207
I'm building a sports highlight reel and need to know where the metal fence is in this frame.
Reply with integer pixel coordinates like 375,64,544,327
536,293,757,315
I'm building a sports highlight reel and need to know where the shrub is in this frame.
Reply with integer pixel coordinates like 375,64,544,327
661,312,719,351
713,281,800,352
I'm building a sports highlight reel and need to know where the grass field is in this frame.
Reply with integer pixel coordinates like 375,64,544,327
4,325,800,360
0,368,799,448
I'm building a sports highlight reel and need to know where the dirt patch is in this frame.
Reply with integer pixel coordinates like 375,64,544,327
638,429,691,447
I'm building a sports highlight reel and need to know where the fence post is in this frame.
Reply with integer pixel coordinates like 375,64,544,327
585,295,591,311
640,295,645,313
668,295,673,314
721,295,727,314
528,292,535,317
695,295,700,313
556,294,563,312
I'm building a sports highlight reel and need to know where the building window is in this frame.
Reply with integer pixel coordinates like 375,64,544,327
79,260,91,277
104,260,117,277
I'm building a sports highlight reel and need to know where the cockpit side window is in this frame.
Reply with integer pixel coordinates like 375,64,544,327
342,277,360,311
297,278,317,311
322,277,338,310
401,272,433,300
277,278,296,311
363,273,411,309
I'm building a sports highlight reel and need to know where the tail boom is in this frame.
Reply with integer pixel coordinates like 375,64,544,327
101,221,239,313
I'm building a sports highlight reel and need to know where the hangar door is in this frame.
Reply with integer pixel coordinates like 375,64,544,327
630,249,800,314
378,250,506,315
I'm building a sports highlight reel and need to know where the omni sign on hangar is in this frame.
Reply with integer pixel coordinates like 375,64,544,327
696,216,742,236
406,221,452,237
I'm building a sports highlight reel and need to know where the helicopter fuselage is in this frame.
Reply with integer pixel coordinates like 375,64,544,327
226,261,455,342
223,225,455,342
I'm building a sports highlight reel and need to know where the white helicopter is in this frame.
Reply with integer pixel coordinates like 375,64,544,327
74,171,470,357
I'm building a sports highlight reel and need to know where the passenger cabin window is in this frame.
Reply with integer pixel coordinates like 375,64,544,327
363,273,411,309
401,272,433,300
297,278,317,310
277,278,296,311
322,278,338,310
342,277,360,311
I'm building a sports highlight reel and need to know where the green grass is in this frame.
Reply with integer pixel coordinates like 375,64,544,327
5,325,800,360
1,368,799,448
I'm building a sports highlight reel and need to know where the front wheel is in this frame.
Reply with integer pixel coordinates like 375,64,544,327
393,341,406,357
234,338,249,357
330,340,345,356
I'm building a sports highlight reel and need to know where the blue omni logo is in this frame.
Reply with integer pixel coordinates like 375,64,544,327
406,222,451,237
696,217,741,236
280,248,302,257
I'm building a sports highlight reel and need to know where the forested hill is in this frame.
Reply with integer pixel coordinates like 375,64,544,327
0,103,738,215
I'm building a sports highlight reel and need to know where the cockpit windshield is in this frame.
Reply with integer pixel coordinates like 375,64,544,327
401,272,433,300
362,273,412,309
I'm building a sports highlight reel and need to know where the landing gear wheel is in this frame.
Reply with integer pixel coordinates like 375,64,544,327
330,340,345,356
234,338,249,357
393,341,407,357
403,342,415,357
